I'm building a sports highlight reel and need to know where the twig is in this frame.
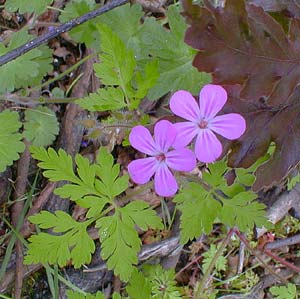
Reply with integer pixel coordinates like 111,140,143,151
265,234,300,250
234,230,288,283
263,249,300,273
0,0,129,66
11,140,31,299
21,182,56,238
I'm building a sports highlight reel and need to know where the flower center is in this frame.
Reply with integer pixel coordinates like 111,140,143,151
198,118,208,129
156,153,166,163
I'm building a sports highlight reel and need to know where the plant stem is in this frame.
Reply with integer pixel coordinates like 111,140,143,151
30,52,96,91
0,0,129,66
193,228,235,299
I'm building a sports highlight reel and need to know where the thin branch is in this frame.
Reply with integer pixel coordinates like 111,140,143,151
0,0,129,66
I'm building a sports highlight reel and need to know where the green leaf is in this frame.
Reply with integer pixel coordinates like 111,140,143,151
131,60,159,107
98,3,143,49
59,0,98,48
5,0,53,14
96,203,161,281
23,106,59,146
95,148,129,201
126,269,152,299
138,5,211,100
67,290,105,299
76,87,126,112
0,110,25,172
0,30,52,93
121,201,163,231
174,183,222,244
270,283,297,299
95,23,135,89
219,192,268,231
202,160,228,188
30,146,79,183
202,244,227,274
143,264,182,299
25,211,95,268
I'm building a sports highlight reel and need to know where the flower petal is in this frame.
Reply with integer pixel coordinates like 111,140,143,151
199,84,227,119
129,125,157,155
209,113,246,140
166,148,196,172
170,90,201,121
128,157,157,184
195,130,222,163
172,122,198,148
154,164,178,197
154,120,177,152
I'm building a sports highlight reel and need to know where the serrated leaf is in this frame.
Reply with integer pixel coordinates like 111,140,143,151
0,110,25,172
270,283,297,299
29,210,77,232
5,0,52,14
30,146,79,183
219,192,268,231
174,183,222,243
126,269,152,299
67,290,105,299
23,106,59,146
96,203,161,281
76,87,126,112
121,201,163,231
95,148,129,201
96,210,140,281
25,211,95,268
59,0,98,48
95,23,135,89
0,30,52,93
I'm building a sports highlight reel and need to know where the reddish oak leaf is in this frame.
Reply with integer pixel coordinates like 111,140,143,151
182,0,300,191
248,0,300,18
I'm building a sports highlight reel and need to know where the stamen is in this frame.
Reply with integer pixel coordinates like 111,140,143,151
199,119,208,129
156,153,166,162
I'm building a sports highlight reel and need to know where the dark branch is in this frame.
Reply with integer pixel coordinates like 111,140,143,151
0,0,129,66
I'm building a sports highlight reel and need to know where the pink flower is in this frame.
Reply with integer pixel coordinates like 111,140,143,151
128,120,196,197
170,84,246,163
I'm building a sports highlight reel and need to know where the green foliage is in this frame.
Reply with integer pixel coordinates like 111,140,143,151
96,202,163,281
175,160,270,243
202,244,227,275
59,0,98,48
142,265,182,299
219,192,267,231
5,0,52,15
174,183,222,243
138,5,211,99
67,290,105,299
23,106,59,146
0,30,52,93
76,88,126,112
126,269,152,299
62,3,209,101
25,211,95,268
77,23,159,111
270,283,298,299
0,110,25,172
27,147,162,280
